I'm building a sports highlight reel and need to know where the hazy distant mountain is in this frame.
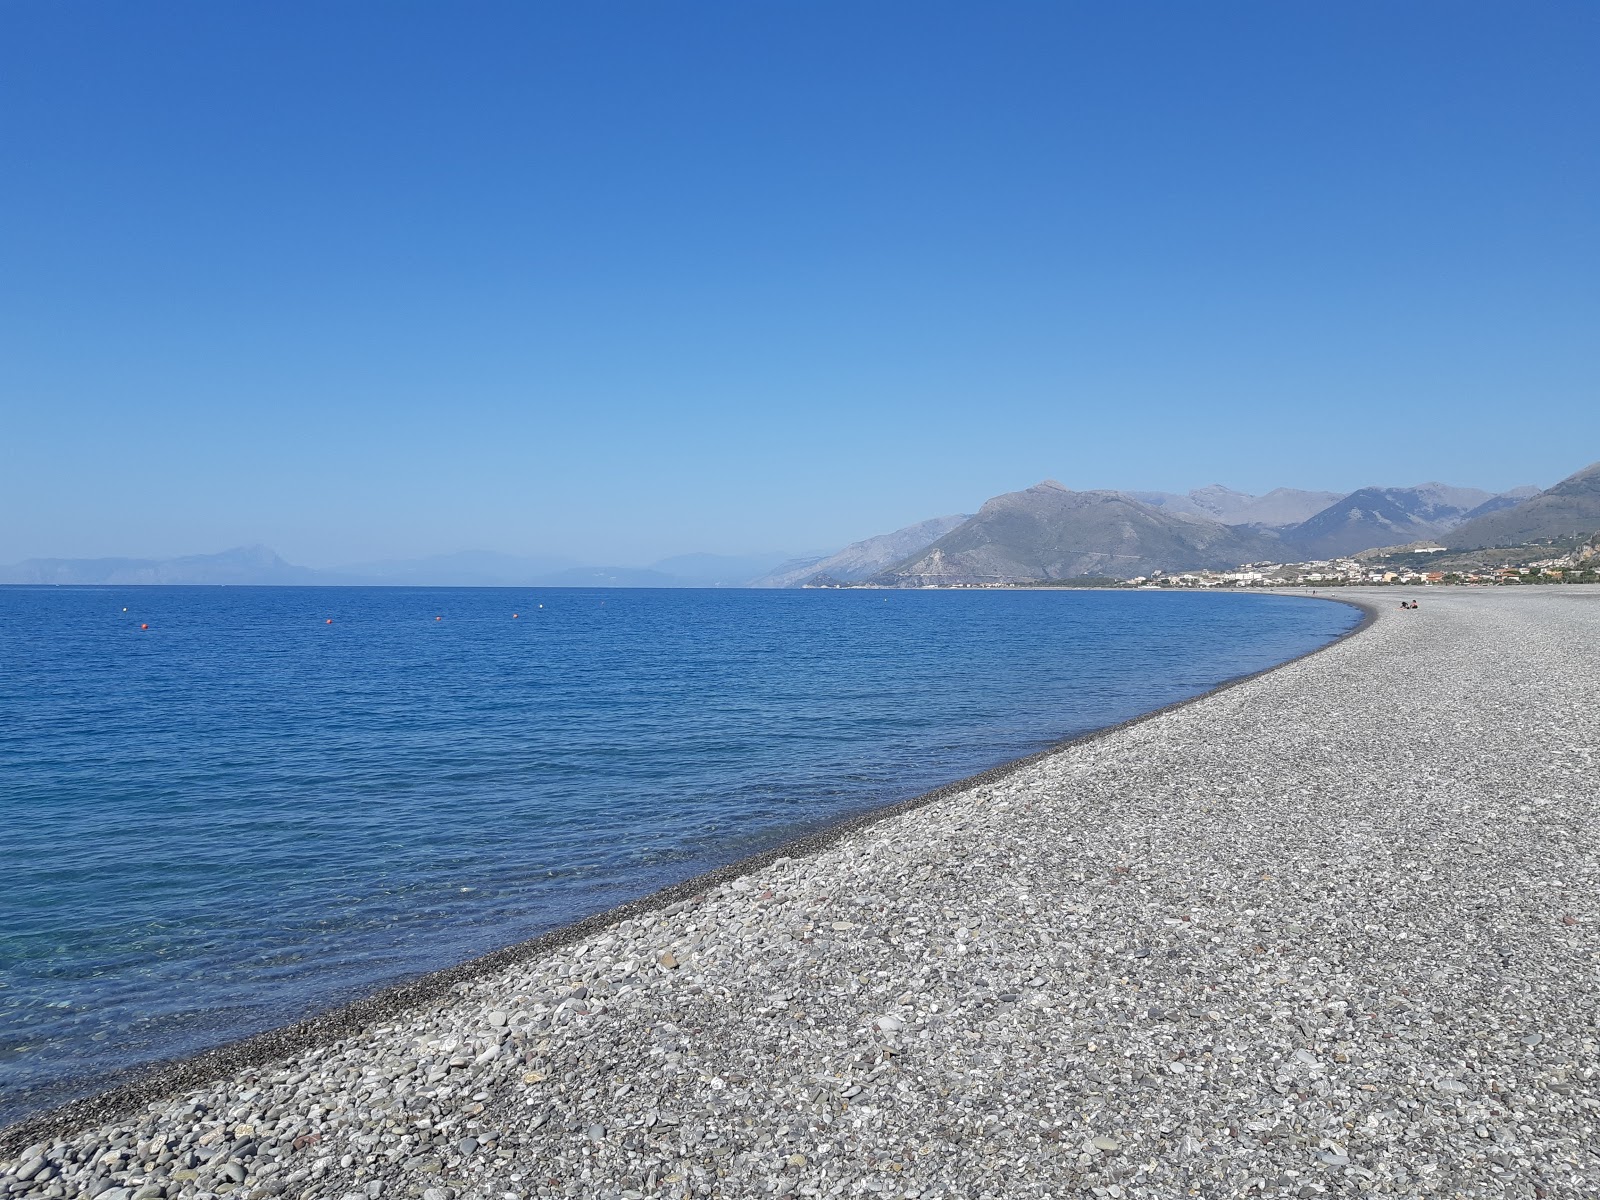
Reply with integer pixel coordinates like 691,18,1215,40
0,546,789,589
0,545,322,585
338,550,582,586
752,554,828,587
872,481,1283,584
648,552,794,587
1279,483,1510,559
1131,486,1344,528
1127,490,1213,518
751,515,971,588
1225,488,1347,528
537,566,681,587
1447,462,1600,548
1187,484,1257,521
336,550,790,587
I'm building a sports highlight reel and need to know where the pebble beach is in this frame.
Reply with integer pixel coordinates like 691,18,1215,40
3,586,1597,1200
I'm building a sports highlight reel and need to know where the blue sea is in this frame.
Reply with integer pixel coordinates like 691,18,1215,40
0,585,1358,1124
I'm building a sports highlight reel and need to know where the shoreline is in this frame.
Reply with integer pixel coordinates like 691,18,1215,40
6,587,1598,1198
0,592,1374,1155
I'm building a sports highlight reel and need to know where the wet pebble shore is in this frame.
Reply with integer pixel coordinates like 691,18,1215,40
3,587,1598,1200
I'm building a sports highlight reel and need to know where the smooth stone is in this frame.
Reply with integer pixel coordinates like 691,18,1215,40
14,1161,45,1183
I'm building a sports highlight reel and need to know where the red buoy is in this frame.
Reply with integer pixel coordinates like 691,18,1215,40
513,613,519,619
326,618,333,625
140,623,148,630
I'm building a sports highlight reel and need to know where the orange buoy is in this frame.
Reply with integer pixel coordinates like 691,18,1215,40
326,618,333,625
140,623,148,630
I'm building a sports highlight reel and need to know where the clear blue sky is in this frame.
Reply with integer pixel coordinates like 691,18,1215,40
3,2,1596,566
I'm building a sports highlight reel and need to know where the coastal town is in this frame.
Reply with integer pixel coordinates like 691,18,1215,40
812,530,1600,590
1125,531,1600,589
1127,547,1600,589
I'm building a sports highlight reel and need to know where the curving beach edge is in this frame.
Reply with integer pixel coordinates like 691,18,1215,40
4,587,1598,1199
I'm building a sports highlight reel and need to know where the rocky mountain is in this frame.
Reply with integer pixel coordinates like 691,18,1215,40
1278,483,1512,559
0,545,323,585
1130,485,1344,528
1447,462,1600,548
750,515,970,587
871,482,1283,584
1455,486,1541,524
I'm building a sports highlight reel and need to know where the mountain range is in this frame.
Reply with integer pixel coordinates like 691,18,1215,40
7,461,1596,589
1279,483,1530,560
856,474,1564,586
1446,461,1600,548
1128,486,1344,528
0,547,794,589
874,483,1284,584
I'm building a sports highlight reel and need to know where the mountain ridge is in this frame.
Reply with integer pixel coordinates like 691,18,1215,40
0,547,795,589
0,545,324,586
1130,485,1345,528
5,471,1575,589
750,515,971,587
1275,483,1502,560
1447,462,1600,548
870,481,1285,585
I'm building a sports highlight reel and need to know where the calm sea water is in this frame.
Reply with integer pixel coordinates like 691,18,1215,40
0,585,1358,1124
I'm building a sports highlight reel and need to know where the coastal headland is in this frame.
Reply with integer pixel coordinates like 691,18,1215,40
4,588,1597,1198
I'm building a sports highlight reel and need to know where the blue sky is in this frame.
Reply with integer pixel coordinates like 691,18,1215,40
3,2,1596,566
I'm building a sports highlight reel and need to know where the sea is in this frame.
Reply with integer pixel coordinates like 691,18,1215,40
0,585,1359,1125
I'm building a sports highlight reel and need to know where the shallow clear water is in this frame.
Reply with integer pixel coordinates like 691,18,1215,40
0,585,1358,1123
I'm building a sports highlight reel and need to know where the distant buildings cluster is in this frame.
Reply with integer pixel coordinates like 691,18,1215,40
1124,548,1600,589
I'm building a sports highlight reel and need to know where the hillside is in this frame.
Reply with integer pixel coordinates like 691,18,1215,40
1448,462,1600,547
1131,485,1343,528
750,515,970,587
1279,483,1499,559
871,482,1282,584
1455,485,1540,524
